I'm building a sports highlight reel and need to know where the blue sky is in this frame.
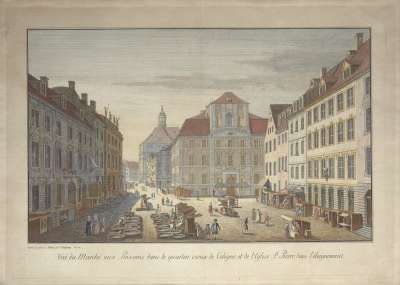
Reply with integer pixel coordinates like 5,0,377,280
28,28,369,161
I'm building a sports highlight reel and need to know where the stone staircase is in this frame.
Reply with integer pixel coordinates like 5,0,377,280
353,226,372,240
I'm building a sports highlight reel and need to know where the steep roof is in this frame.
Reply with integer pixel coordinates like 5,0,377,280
211,91,249,105
143,126,180,144
270,104,291,128
179,111,210,136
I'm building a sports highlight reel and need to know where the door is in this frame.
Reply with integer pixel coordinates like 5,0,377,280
366,190,372,226
226,175,236,197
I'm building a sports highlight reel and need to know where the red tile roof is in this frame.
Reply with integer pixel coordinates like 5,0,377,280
249,115,268,135
211,92,249,104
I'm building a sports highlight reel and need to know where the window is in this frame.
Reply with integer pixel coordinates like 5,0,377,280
308,161,312,178
78,153,83,170
45,184,51,209
307,185,312,203
307,133,312,150
201,155,207,166
273,161,276,175
365,76,371,95
32,185,40,211
201,174,207,184
328,187,334,209
301,117,304,130
56,121,62,136
328,125,334,145
273,139,276,151
265,142,268,153
56,147,62,169
295,142,299,156
31,142,39,167
314,186,319,206
321,159,326,178
68,127,73,140
290,166,294,179
290,143,293,156
328,99,334,116
189,154,194,165
202,140,207,148
314,160,319,178
225,112,233,127
366,108,371,132
227,140,233,148
295,166,299,179
301,140,304,154
301,165,304,179
313,107,319,123
337,156,344,178
67,150,73,169
253,154,258,166
31,109,40,128
329,158,335,178
338,189,344,210
228,153,233,166
269,141,272,152
347,118,354,140
321,186,326,208
78,132,82,144
45,114,51,132
320,103,326,120
337,93,344,112
346,87,354,108
265,162,268,175
44,144,51,169
366,147,372,175
290,123,293,134
313,131,319,148
57,184,62,206
337,122,344,143
348,154,355,179
307,111,312,126
295,120,298,132
278,158,281,172
321,128,326,147
348,189,354,212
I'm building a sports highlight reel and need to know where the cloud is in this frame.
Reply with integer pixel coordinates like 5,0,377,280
112,72,274,91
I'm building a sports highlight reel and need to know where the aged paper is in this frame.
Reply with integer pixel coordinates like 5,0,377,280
1,0,400,284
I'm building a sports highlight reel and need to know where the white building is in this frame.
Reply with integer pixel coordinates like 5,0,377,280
304,33,371,229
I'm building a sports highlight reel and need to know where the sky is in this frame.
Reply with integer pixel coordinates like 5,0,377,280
28,28,369,161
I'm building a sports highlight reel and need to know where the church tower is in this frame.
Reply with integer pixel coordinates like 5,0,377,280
158,105,167,127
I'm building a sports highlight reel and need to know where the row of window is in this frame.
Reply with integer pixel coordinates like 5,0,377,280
306,185,355,212
307,154,356,180
265,156,288,176
290,164,305,180
290,139,305,157
307,87,354,127
183,174,261,185
290,116,305,134
307,118,355,150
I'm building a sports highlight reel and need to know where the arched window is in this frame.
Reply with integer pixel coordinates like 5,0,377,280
225,112,233,127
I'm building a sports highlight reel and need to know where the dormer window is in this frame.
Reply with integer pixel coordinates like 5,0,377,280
343,62,351,79
319,81,326,95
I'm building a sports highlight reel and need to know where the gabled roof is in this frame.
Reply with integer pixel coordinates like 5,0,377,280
270,104,291,128
143,126,180,144
249,114,268,135
179,111,210,136
211,92,249,104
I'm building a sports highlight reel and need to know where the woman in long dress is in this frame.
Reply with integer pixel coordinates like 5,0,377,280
93,214,100,235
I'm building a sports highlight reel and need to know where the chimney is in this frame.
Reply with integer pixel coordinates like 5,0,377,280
356,33,364,49
68,80,75,91
39,76,48,96
321,67,327,78
81,93,88,105
90,100,96,112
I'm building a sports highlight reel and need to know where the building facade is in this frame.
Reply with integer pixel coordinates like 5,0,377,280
304,34,371,226
28,74,122,240
123,160,139,189
171,92,267,197
138,107,179,190
263,104,291,193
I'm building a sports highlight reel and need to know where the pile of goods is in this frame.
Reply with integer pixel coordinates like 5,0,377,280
108,212,143,240
150,213,185,240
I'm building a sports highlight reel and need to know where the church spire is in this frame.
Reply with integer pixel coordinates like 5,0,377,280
158,105,167,127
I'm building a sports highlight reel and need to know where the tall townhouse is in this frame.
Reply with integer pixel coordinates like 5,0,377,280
304,33,371,228
287,94,307,201
28,75,107,240
171,92,267,197
263,104,290,193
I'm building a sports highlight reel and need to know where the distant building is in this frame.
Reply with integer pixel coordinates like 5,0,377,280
138,107,179,190
123,160,139,189
171,92,267,197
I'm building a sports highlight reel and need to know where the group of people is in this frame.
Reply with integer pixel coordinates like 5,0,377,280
85,214,106,236
161,196,173,206
202,218,221,240
251,208,271,226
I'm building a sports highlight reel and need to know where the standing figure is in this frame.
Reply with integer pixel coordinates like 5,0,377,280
205,224,211,239
257,209,263,223
85,216,92,236
243,217,249,233
208,202,213,216
210,219,221,240
166,197,170,206
100,216,106,233
264,213,271,226
161,197,165,206
93,214,100,235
